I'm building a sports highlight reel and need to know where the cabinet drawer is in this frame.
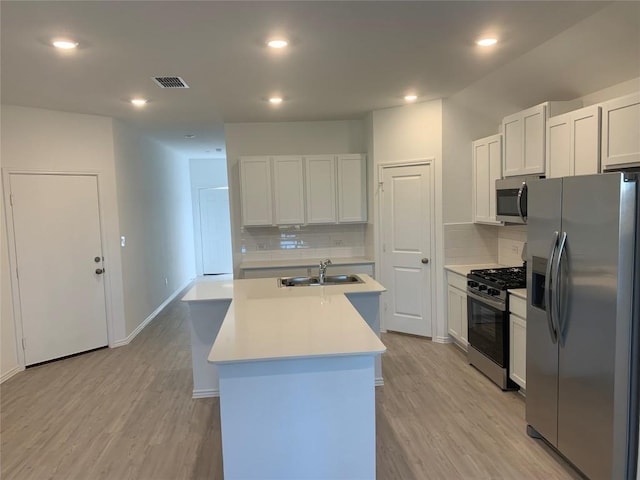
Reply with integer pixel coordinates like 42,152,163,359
509,295,527,318
447,271,468,291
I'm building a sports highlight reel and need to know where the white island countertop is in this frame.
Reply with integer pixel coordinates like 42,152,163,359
209,294,385,364
181,274,386,365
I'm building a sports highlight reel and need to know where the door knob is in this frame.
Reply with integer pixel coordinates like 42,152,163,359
421,258,429,264
95,268,105,275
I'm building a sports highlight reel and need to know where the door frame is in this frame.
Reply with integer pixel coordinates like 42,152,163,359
2,169,115,368
377,159,437,337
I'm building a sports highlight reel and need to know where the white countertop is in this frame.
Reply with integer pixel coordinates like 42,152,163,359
182,275,386,364
444,264,504,276
181,274,385,302
209,295,386,364
508,288,527,300
239,257,374,270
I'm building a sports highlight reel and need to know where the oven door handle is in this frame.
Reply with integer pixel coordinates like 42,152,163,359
545,231,559,344
467,289,506,312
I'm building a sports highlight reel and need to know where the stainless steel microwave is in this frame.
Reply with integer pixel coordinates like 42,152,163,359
495,176,541,224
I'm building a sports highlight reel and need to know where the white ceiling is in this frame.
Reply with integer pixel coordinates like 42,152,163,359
1,1,638,158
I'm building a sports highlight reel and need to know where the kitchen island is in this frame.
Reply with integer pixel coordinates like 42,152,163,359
182,274,386,479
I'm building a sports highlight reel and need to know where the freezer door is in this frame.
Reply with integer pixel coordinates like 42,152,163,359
526,177,562,446
557,173,636,479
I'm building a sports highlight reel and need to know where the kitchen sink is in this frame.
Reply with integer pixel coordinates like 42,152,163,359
278,274,364,287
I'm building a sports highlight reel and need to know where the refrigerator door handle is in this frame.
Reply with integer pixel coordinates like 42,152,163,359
553,231,568,345
517,182,527,222
545,231,559,343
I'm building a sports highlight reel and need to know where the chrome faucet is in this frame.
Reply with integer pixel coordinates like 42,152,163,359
318,259,332,284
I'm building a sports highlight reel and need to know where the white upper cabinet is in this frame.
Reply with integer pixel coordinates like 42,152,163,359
337,154,367,223
502,101,582,178
472,134,502,225
304,155,337,224
546,105,601,179
239,156,273,226
272,156,305,225
601,92,640,170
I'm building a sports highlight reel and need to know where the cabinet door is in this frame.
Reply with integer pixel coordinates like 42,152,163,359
472,140,490,222
546,113,572,179
509,314,527,389
337,154,367,223
272,156,305,225
503,113,523,177
601,92,640,170
472,134,502,225
572,105,601,176
304,155,337,224
240,156,273,226
447,285,462,341
521,104,546,175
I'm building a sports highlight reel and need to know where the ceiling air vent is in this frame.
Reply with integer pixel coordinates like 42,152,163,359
152,76,189,88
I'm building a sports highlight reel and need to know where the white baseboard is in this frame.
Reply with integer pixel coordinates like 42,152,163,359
433,335,453,344
1,365,24,384
112,278,194,347
193,388,219,399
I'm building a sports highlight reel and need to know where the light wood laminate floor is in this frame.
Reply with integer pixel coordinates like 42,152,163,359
1,290,580,479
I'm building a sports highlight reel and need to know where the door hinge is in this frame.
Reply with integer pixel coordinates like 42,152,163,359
16,267,18,279
384,302,388,312
9,194,14,206
383,243,386,253
21,338,26,351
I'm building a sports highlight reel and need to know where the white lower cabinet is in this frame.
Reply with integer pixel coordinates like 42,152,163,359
446,271,468,350
509,295,527,390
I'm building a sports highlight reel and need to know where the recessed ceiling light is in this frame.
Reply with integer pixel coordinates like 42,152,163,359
267,39,288,49
184,134,196,139
477,38,498,47
269,97,283,105
52,39,79,49
404,94,418,102
130,98,147,106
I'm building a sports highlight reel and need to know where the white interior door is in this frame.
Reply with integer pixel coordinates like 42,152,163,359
199,187,232,274
381,164,432,336
9,173,108,365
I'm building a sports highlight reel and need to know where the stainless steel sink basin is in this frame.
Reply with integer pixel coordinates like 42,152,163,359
278,274,364,287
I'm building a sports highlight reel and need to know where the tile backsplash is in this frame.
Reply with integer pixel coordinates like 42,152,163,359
240,224,366,261
444,223,498,265
498,224,527,266
444,222,528,267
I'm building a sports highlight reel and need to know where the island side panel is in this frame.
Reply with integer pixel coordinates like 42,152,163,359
346,292,383,385
187,300,231,398
218,355,376,480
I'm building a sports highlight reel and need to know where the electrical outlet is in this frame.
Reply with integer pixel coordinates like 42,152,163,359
511,245,519,254
257,242,268,251
333,239,344,246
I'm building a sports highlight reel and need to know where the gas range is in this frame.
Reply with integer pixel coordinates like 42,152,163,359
466,266,526,309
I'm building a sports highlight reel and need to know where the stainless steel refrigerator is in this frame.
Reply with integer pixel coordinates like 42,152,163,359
527,172,639,479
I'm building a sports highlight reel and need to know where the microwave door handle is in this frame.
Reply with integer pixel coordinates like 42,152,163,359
553,232,567,346
517,183,526,222
545,231,559,343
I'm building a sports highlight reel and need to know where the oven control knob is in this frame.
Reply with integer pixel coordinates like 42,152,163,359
488,288,499,296
467,281,478,288
478,285,487,291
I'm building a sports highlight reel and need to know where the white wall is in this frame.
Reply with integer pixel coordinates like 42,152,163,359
224,120,366,275
0,105,126,377
189,157,231,276
112,121,196,336
371,100,447,341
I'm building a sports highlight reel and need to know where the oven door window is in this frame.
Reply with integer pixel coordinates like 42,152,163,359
467,297,507,367
496,189,520,217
